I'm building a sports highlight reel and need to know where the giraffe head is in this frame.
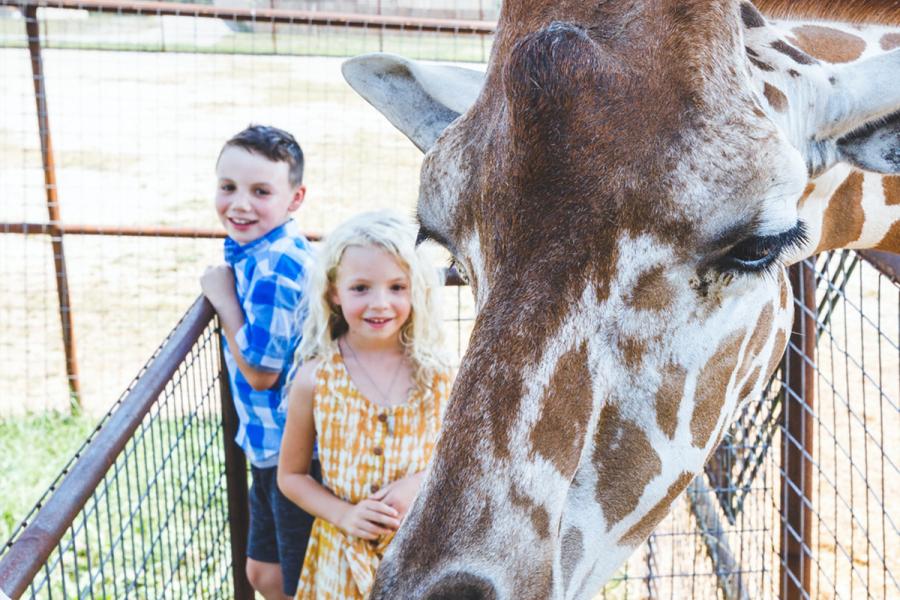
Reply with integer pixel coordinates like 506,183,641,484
342,1,900,597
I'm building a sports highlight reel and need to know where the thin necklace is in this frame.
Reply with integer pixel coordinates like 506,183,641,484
341,338,405,406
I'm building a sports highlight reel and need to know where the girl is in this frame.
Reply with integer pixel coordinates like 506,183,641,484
278,210,452,599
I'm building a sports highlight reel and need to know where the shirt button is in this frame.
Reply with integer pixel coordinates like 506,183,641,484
373,446,383,456
370,483,380,493
378,413,388,423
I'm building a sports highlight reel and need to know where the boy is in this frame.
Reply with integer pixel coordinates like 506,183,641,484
201,125,316,600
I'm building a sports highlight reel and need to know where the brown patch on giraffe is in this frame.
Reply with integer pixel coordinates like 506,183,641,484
734,303,774,389
509,484,550,539
789,25,866,63
771,39,817,65
530,343,592,477
560,527,584,591
740,2,766,28
780,276,789,309
690,328,746,448
619,336,648,371
655,363,687,440
619,471,694,546
815,171,865,253
882,33,900,51
797,182,817,209
593,403,662,528
875,221,900,253
884,176,900,206
738,364,763,402
748,55,775,71
628,265,673,312
763,83,788,113
765,329,788,379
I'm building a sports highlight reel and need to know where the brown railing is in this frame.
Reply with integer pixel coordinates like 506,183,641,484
0,297,252,599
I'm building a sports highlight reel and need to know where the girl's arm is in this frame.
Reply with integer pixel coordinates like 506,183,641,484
278,361,401,540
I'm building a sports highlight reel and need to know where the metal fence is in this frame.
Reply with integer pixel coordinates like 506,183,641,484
0,2,897,598
0,297,248,598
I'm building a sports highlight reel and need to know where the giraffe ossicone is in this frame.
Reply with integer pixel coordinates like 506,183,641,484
342,1,900,598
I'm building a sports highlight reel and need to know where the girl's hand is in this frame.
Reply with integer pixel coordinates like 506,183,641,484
338,498,401,540
369,473,424,522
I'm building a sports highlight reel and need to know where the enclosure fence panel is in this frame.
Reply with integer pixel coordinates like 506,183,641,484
0,2,897,599
0,298,242,599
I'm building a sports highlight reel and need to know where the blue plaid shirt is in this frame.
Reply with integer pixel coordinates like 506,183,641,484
223,219,312,468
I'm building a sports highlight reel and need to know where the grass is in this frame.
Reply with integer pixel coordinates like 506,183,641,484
0,406,234,597
0,411,98,545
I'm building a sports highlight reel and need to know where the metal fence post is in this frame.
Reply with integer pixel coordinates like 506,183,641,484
780,260,816,599
24,4,81,406
217,316,254,600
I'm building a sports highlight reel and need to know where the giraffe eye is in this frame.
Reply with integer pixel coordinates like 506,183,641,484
731,237,778,266
722,222,808,274
449,257,470,284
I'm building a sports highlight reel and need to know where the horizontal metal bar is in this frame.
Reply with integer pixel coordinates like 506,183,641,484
0,0,498,34
2,222,466,285
1,222,322,242
858,249,900,286
0,296,215,600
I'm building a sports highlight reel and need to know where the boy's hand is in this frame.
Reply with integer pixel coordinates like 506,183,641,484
338,498,401,540
369,474,423,522
200,264,235,307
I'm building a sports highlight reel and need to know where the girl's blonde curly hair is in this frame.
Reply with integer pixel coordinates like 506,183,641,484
293,210,450,386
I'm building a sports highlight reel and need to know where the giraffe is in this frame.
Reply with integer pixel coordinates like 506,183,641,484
339,1,900,598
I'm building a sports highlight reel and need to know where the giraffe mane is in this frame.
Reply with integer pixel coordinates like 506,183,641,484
754,0,900,25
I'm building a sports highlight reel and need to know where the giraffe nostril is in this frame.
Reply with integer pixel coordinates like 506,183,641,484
424,572,497,600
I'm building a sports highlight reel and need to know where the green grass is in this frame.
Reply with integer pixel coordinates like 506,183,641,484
1,408,234,596
0,411,98,546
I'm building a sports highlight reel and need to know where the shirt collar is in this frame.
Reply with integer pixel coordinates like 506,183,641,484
224,220,299,264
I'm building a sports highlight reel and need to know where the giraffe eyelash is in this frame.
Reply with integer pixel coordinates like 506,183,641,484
721,221,809,277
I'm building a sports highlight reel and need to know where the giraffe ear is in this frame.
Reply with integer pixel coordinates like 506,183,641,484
342,53,485,152
834,111,900,174
818,49,900,174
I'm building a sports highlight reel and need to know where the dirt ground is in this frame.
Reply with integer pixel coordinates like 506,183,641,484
0,27,896,599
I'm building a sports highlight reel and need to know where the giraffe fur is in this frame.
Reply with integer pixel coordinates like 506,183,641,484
339,1,900,598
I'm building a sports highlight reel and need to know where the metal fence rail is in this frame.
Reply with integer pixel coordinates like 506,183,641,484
0,297,248,599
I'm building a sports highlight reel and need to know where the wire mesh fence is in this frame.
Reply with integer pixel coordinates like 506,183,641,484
0,2,897,598
0,298,238,599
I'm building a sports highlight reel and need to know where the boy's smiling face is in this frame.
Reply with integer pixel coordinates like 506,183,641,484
215,146,305,244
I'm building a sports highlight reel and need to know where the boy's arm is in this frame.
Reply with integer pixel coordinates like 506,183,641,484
200,265,280,391
278,362,401,539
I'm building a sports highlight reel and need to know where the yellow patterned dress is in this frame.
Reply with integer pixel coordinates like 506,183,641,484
295,348,451,599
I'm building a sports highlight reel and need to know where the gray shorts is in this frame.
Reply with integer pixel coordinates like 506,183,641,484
247,460,321,596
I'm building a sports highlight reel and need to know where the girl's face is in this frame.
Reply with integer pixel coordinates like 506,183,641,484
330,244,412,346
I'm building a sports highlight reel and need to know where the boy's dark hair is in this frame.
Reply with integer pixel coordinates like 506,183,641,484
222,124,305,187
